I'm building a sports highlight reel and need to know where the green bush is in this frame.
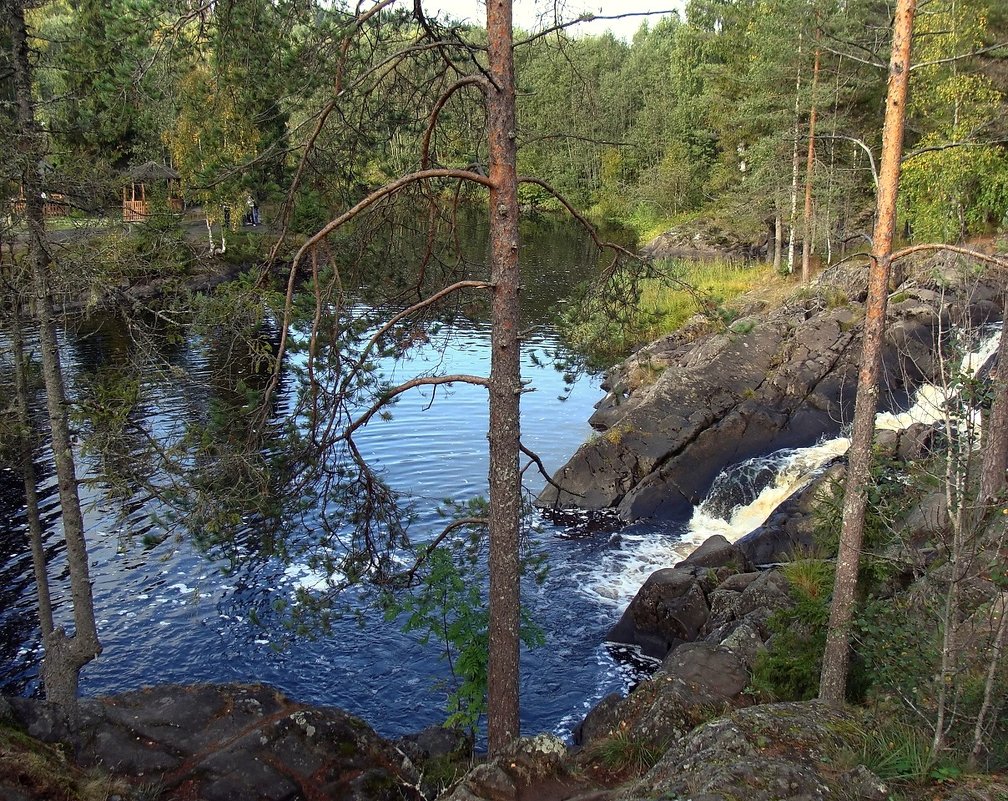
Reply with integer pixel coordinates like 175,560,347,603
750,560,832,701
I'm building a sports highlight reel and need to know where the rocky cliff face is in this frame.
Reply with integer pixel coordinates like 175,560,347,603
537,262,1002,521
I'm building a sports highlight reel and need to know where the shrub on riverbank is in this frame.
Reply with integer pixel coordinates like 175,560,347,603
751,438,1008,789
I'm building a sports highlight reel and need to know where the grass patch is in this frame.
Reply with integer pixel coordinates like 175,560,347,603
641,258,775,330
586,729,666,778
0,723,131,801
560,257,781,366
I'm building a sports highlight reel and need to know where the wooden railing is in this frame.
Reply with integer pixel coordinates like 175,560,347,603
123,197,184,223
11,193,68,218
123,199,147,223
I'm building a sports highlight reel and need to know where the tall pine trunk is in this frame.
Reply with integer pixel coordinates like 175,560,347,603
485,0,522,754
819,0,917,704
801,44,821,284
8,0,101,716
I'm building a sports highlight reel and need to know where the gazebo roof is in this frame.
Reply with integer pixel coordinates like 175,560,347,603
125,161,180,182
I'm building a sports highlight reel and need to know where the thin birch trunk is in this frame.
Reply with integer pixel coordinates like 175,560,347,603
773,210,783,274
932,337,971,757
980,298,1008,502
969,590,1008,769
824,54,843,265
787,36,803,276
801,44,821,284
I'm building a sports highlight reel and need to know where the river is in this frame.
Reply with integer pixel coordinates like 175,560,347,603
0,215,676,741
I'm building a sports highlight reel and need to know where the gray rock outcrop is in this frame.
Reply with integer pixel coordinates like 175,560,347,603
576,536,795,751
621,702,887,801
7,684,423,801
537,265,1001,521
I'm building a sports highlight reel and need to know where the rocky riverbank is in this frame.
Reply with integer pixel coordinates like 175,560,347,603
536,256,1002,520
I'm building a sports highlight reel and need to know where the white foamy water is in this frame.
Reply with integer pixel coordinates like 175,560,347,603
688,438,851,542
282,561,346,593
876,326,1001,432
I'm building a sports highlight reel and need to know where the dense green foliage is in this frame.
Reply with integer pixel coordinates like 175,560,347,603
4,0,1004,246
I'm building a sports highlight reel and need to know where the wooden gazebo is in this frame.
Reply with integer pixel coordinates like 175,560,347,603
122,161,183,222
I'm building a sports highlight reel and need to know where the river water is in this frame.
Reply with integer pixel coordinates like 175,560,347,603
0,216,674,740
7,213,996,743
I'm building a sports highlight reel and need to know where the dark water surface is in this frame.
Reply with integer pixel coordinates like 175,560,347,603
0,217,676,740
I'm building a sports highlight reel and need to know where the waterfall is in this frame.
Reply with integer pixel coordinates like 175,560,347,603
688,439,850,542
577,324,1002,612
555,324,1003,741
689,324,1002,547
875,326,1001,432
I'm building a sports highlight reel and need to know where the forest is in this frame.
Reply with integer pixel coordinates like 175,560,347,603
2,0,1005,249
2,0,1008,799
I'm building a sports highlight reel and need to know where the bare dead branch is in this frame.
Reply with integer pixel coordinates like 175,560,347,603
300,168,493,261
401,516,489,586
516,176,637,259
351,280,493,380
519,442,581,497
257,168,494,425
911,40,1008,70
891,244,1008,271
514,9,680,46
903,137,1008,163
819,134,880,189
520,132,634,148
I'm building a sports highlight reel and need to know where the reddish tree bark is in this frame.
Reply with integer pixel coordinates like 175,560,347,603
819,0,917,705
485,0,522,753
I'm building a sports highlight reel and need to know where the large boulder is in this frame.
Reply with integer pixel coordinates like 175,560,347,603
8,684,422,801
439,734,569,801
575,643,751,751
621,702,887,801
607,567,711,658
639,219,769,262
607,536,754,658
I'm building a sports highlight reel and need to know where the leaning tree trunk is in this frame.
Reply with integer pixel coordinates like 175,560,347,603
11,296,56,643
801,43,821,284
8,0,101,715
819,0,916,705
485,0,522,754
